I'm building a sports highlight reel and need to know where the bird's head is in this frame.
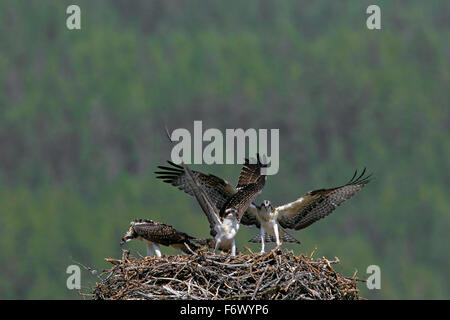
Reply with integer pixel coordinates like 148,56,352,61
260,200,274,212
120,222,138,245
224,207,239,220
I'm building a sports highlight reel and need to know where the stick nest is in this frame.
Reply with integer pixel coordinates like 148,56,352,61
93,248,362,300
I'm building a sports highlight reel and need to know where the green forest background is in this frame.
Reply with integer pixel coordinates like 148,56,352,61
0,0,449,299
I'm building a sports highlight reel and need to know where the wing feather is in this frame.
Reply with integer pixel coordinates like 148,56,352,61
278,169,371,230
155,157,268,234
236,154,266,190
220,154,267,219
155,161,236,211
133,220,192,246
182,163,222,237
220,175,266,220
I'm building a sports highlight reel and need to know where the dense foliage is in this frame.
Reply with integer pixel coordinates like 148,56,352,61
0,0,448,299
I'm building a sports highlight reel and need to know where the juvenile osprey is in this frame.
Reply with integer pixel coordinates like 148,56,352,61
241,168,371,253
120,219,199,257
180,159,266,256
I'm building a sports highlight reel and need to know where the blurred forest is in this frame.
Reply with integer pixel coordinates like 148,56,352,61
0,0,449,299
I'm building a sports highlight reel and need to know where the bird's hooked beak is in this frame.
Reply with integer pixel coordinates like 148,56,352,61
120,233,133,246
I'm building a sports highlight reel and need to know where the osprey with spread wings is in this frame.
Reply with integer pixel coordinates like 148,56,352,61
155,156,267,256
241,169,371,252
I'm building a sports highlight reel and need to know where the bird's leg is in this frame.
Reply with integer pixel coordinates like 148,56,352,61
260,227,265,254
146,243,155,257
273,224,281,246
214,237,220,255
153,244,162,258
231,239,236,257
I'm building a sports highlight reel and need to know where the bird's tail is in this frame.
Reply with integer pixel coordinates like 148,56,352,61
190,238,216,250
248,230,300,244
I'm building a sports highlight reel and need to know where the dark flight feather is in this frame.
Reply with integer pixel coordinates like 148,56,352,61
277,169,371,230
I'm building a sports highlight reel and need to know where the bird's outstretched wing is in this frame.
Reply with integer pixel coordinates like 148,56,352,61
182,163,222,237
236,154,267,190
155,161,236,212
220,164,267,220
155,156,267,216
277,168,371,230
224,154,267,221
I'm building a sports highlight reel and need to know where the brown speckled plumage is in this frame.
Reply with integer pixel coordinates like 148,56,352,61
155,154,267,221
277,168,371,230
124,219,199,252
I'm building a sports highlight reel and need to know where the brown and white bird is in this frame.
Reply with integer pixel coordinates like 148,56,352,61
177,157,267,256
120,219,200,257
241,168,371,253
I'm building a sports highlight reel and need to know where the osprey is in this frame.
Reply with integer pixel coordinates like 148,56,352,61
179,158,266,256
241,168,372,253
120,219,199,257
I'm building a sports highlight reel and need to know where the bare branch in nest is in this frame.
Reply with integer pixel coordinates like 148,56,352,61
92,249,363,300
